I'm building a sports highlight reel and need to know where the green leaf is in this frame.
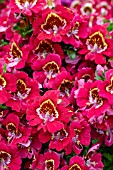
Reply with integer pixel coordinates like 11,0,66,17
95,70,105,81
103,153,113,161
0,104,8,109
92,139,99,144
63,44,77,60
99,145,113,170
13,16,33,37
3,63,7,73
67,50,76,60
95,75,103,80
21,28,33,37
0,0,4,3
107,23,113,32
0,39,9,46
103,19,110,23
64,152,76,163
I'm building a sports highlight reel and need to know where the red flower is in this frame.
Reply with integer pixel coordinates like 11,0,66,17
38,129,51,143
48,71,74,97
76,80,110,118
104,127,113,146
18,134,42,158
86,153,104,169
33,5,73,42
63,14,88,48
10,0,46,16
85,146,104,169
32,53,62,85
45,0,61,9
76,67,94,82
0,109,9,122
2,113,20,141
26,90,72,133
0,142,21,170
96,1,112,18
0,65,16,104
33,55,67,88
61,155,87,170
2,113,32,148
6,71,39,112
99,69,113,105
80,2,96,16
3,34,29,70
65,120,91,155
49,126,72,151
28,37,64,63
31,151,60,169
79,25,113,64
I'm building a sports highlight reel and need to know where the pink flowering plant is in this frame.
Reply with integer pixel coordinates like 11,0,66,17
0,0,113,169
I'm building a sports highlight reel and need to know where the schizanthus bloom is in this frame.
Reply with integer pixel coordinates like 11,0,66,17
1,0,113,169
79,25,113,64
6,71,39,112
10,0,46,15
31,151,60,169
0,142,21,170
61,155,87,170
76,80,110,118
33,5,74,42
27,90,72,133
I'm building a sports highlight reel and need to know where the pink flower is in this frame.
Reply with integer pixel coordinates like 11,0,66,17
0,142,21,170
61,155,87,170
6,71,39,112
85,146,104,169
2,113,32,148
96,1,112,18
31,151,60,169
0,65,16,104
76,80,110,118
65,119,91,155
48,71,74,98
10,0,46,16
3,34,29,70
99,69,113,105
104,128,113,146
38,129,51,143
18,134,42,158
33,5,73,42
28,37,64,63
63,14,88,48
49,126,72,151
76,67,94,82
26,90,72,133
79,25,113,64
80,2,96,16
45,0,61,9
32,53,62,85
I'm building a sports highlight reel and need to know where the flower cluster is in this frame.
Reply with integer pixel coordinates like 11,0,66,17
0,0,113,169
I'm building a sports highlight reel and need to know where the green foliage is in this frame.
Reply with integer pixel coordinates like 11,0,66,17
99,145,113,170
0,39,9,46
63,44,77,60
13,15,33,38
82,146,90,156
91,139,99,144
107,23,113,32
103,19,110,23
0,0,4,3
95,75,105,80
0,104,8,109
95,70,105,81
64,152,76,164
3,63,7,73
